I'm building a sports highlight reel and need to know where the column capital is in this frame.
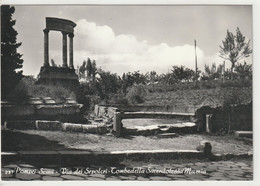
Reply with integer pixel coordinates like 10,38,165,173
62,31,68,36
68,33,74,38
43,29,49,34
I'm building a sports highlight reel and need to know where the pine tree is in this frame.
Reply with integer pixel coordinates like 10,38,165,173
219,27,252,73
1,5,24,99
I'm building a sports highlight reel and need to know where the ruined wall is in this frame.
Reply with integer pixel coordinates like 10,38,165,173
195,102,252,133
1,97,85,123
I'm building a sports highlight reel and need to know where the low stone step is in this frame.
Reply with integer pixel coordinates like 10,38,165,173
157,133,179,138
234,131,253,138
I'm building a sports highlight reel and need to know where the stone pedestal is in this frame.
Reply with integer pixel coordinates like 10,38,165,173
36,66,79,90
113,112,122,137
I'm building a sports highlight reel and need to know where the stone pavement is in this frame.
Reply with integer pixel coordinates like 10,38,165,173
1,159,253,181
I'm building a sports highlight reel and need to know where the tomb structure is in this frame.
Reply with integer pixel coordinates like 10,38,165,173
36,17,78,86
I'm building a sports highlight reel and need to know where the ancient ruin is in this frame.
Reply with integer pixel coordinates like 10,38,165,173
36,17,78,85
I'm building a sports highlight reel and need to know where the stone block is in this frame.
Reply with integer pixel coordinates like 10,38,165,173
98,106,107,117
66,98,77,104
234,131,253,138
42,176,64,181
15,173,41,180
62,123,83,132
2,105,35,117
36,120,62,131
196,141,212,157
36,105,81,115
82,124,98,134
42,97,56,104
97,125,110,134
108,107,119,118
4,120,36,130
157,133,179,138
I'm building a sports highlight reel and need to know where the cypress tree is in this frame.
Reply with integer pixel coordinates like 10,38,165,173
1,5,24,100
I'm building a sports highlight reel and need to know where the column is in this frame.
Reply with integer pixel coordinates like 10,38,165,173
69,33,74,69
62,32,68,68
43,29,49,66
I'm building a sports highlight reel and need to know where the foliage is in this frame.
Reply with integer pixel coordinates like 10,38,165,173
21,76,73,103
1,5,24,100
95,70,122,99
8,80,30,103
77,58,98,82
121,71,146,92
202,63,224,81
126,84,147,104
145,71,159,84
77,60,87,79
234,61,252,80
170,66,198,83
219,27,252,72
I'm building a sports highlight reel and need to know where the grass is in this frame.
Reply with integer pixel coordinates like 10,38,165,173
143,87,252,108
2,129,252,155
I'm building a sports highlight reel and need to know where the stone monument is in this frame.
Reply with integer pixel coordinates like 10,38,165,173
36,17,79,87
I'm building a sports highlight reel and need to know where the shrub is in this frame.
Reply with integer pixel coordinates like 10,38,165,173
126,84,147,104
110,94,129,105
21,76,72,103
8,80,30,104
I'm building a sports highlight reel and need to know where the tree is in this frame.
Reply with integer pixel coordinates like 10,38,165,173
219,27,252,73
202,63,224,81
91,60,98,81
86,58,92,78
234,61,252,80
1,5,24,100
171,65,196,82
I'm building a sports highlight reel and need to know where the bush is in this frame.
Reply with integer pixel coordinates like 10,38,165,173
21,76,73,103
8,80,30,104
109,94,129,105
126,84,147,104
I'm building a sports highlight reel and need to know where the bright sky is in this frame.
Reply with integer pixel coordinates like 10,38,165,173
12,5,252,76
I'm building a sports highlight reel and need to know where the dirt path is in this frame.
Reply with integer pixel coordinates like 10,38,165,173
2,129,252,154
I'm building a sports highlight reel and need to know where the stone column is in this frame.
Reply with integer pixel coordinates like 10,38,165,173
206,114,212,133
43,29,49,66
62,32,68,68
69,33,74,69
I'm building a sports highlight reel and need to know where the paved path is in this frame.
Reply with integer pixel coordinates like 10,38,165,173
1,159,252,181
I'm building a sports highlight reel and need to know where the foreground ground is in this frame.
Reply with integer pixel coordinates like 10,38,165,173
1,124,253,181
2,129,252,154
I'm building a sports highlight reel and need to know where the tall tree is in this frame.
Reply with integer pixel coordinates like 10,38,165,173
91,60,97,81
86,58,92,78
1,5,24,99
219,27,252,73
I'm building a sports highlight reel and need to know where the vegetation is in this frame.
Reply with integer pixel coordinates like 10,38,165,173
13,76,74,103
1,5,24,100
219,27,252,73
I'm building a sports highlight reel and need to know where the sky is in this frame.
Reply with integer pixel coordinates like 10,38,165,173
11,5,253,77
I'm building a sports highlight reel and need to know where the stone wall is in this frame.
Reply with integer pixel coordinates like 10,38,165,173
1,97,84,123
195,102,252,133
97,104,197,114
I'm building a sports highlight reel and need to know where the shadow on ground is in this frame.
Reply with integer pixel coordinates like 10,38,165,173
1,129,81,151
